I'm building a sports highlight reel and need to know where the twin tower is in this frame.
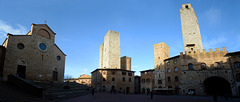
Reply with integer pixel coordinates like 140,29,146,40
98,30,131,70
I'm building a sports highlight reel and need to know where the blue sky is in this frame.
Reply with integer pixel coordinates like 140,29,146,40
0,0,239,78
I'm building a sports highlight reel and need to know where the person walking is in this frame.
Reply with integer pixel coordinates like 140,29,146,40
213,95,217,102
92,88,95,96
150,91,153,99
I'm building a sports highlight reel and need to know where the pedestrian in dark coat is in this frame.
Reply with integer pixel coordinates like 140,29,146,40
150,91,153,99
213,95,217,102
92,88,95,96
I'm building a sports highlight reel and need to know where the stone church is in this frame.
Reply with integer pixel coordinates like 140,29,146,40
0,23,66,82
141,4,240,96
91,30,135,93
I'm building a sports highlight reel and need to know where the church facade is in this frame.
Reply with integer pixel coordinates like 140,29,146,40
0,24,66,82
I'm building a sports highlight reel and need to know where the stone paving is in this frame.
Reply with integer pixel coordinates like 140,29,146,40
61,92,240,102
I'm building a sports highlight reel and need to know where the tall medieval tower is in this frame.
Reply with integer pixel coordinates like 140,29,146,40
154,42,170,70
180,4,203,52
99,30,120,69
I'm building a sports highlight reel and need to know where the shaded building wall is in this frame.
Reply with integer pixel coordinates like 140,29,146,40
134,76,141,94
140,70,155,93
163,48,238,96
2,24,66,82
91,69,135,93
0,46,6,80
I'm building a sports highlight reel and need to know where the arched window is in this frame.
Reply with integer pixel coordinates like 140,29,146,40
214,62,221,69
129,78,131,82
174,67,178,72
234,62,240,69
236,73,240,82
158,80,162,84
112,78,115,81
188,63,194,70
167,68,171,73
122,77,125,82
201,63,207,70
175,76,179,82
168,77,171,82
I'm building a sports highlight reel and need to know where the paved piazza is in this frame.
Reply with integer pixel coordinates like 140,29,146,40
61,93,240,102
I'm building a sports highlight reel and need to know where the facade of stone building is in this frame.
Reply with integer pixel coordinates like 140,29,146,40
92,30,135,93
121,56,131,71
140,69,155,93
162,48,239,96
0,24,66,82
64,74,91,86
139,3,240,96
91,69,135,93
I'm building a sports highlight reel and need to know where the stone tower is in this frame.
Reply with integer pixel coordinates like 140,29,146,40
154,42,170,70
100,30,120,69
180,4,203,52
121,56,131,71
99,43,104,68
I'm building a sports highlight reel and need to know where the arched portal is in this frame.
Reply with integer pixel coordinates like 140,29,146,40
203,76,231,95
111,85,115,91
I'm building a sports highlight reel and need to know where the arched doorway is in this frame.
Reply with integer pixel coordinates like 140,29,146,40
203,76,231,95
142,88,145,93
111,85,115,91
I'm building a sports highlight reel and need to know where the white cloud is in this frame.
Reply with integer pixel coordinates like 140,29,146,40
204,8,221,26
203,36,227,50
0,20,27,38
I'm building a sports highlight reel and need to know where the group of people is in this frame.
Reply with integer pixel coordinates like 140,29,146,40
91,88,154,100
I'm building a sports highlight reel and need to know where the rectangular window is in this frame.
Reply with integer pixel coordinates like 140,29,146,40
168,77,171,82
129,78,131,82
128,72,132,76
122,72,126,75
158,80,162,84
123,78,125,82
